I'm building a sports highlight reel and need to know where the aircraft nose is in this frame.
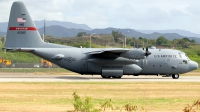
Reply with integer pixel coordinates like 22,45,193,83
189,61,198,71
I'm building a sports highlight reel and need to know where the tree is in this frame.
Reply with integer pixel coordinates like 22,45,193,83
127,37,136,47
182,37,190,42
111,30,124,42
148,39,156,47
76,32,86,37
191,39,196,43
1,36,5,43
156,36,171,47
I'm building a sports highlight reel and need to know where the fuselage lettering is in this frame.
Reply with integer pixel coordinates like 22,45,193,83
17,31,26,34
19,23,24,26
154,55,177,58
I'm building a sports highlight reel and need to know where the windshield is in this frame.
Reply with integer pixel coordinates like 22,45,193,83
179,52,190,60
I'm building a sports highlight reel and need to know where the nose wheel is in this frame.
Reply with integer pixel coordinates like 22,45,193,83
172,74,179,79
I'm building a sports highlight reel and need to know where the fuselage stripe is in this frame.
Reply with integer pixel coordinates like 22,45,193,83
9,27,37,30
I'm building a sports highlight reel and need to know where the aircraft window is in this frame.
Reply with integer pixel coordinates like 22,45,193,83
185,54,190,61
183,60,187,64
179,53,182,58
181,54,188,60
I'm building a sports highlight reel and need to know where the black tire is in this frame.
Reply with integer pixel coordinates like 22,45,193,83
172,74,179,79
112,76,122,78
101,75,111,78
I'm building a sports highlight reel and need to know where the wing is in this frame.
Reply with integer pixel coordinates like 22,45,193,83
85,48,129,58
86,48,129,55
85,48,150,59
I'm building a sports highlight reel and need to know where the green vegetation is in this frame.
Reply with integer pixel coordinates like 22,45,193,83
0,52,40,63
69,92,200,112
68,92,139,112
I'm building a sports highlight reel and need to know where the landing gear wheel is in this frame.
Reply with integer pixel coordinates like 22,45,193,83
101,75,111,78
172,74,179,79
112,76,122,78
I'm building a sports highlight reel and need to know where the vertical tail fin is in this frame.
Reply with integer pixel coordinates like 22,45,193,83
5,1,44,49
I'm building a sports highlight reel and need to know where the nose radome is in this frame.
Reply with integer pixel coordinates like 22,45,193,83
189,61,198,71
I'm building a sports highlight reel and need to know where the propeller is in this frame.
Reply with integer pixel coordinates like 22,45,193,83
145,47,151,56
143,40,151,67
142,40,151,57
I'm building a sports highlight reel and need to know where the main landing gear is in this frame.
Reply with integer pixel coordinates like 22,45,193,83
172,74,179,79
101,75,122,79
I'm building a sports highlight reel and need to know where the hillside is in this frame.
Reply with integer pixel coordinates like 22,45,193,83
37,26,200,43
0,31,6,36
137,29,200,37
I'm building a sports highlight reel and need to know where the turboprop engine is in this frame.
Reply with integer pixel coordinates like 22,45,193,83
120,47,151,59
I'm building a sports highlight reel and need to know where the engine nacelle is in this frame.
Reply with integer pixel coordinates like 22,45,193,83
101,64,142,76
123,64,142,74
120,49,147,59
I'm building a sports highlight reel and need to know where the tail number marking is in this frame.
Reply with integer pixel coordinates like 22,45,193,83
17,31,26,34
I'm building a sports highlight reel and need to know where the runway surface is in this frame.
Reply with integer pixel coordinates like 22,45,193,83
0,73,200,82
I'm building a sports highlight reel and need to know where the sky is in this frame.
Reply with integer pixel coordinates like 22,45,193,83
1,0,200,33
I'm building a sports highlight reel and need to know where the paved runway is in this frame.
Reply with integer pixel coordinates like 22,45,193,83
0,73,200,82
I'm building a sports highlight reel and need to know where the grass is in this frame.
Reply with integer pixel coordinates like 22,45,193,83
0,82,199,111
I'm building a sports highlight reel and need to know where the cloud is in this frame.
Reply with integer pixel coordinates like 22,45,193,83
1,0,200,33
186,3,200,15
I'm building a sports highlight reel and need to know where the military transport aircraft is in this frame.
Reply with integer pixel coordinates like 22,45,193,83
4,1,198,79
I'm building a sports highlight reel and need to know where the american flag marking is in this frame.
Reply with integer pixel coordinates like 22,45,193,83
17,18,26,22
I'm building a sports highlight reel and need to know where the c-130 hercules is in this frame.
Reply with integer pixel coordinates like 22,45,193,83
5,1,198,79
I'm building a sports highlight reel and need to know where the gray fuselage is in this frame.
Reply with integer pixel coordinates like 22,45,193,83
31,47,198,76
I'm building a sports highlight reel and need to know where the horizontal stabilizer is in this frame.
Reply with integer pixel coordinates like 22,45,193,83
5,48,35,52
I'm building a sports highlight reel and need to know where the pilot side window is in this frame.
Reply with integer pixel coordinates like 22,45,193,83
183,60,187,64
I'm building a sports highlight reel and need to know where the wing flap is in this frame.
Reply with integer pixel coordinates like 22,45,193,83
86,49,129,55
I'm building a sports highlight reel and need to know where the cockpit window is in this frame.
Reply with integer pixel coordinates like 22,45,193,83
185,54,190,61
179,53,182,58
183,60,187,64
179,52,190,61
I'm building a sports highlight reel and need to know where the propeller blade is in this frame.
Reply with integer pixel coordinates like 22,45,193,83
145,56,148,66
145,51,151,56
143,41,144,50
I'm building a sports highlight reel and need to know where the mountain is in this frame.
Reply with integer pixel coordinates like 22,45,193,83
0,20,92,32
37,26,200,43
38,25,87,37
136,29,200,38
0,22,8,32
34,20,92,31
0,31,6,36
1,20,200,43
